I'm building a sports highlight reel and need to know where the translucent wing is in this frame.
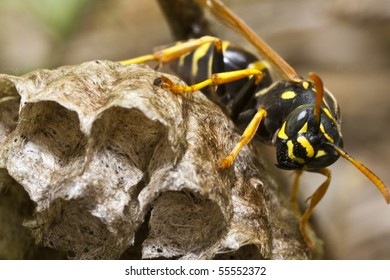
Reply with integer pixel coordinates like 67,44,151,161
195,0,301,81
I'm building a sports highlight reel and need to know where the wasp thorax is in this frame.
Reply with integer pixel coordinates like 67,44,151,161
274,104,343,170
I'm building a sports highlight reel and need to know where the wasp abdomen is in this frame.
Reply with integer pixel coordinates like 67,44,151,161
168,41,273,112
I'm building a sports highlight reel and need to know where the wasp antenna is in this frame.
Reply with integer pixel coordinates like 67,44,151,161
308,72,324,128
328,143,390,204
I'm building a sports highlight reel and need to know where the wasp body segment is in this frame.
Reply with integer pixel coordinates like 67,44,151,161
168,40,273,123
166,39,344,172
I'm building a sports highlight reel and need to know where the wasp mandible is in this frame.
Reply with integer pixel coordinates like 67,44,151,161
120,0,389,249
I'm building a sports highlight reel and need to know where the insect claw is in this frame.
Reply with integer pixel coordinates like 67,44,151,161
219,156,234,169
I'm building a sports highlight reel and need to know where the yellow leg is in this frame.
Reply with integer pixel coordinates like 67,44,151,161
300,168,331,250
155,68,264,94
291,170,303,214
119,35,223,65
219,108,267,168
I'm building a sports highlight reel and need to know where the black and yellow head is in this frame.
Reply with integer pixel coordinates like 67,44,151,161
275,103,343,170
252,74,344,170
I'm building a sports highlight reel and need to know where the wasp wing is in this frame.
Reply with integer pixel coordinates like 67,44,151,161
195,0,300,81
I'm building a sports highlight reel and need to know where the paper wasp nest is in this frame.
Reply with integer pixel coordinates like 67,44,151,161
0,61,316,259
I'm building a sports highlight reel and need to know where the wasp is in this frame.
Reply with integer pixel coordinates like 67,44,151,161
120,0,389,249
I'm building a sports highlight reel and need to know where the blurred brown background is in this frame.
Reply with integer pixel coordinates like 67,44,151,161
1,0,389,259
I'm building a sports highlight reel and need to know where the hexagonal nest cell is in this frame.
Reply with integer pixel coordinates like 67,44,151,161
0,61,317,259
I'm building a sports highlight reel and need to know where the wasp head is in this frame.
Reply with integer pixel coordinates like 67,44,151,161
274,103,343,170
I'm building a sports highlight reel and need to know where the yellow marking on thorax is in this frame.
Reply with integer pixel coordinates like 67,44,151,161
222,41,230,53
255,81,279,98
281,90,296,99
248,60,271,71
320,123,334,143
278,122,289,139
315,150,327,158
287,140,305,164
255,87,269,97
297,136,315,158
191,43,212,78
302,81,309,89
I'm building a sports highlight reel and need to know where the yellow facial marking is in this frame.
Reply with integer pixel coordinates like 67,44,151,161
323,108,335,122
322,97,329,108
278,122,289,139
287,140,305,164
320,123,334,143
302,81,309,89
281,90,296,99
297,136,314,158
298,122,308,134
315,150,327,158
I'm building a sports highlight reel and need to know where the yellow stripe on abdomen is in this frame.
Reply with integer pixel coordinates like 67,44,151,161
191,43,212,79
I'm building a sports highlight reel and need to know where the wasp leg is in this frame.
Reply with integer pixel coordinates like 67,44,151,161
229,76,258,121
219,108,267,168
119,35,223,65
300,168,331,250
156,69,264,94
291,170,304,214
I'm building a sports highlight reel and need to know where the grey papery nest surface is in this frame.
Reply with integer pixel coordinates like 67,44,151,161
0,61,317,259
